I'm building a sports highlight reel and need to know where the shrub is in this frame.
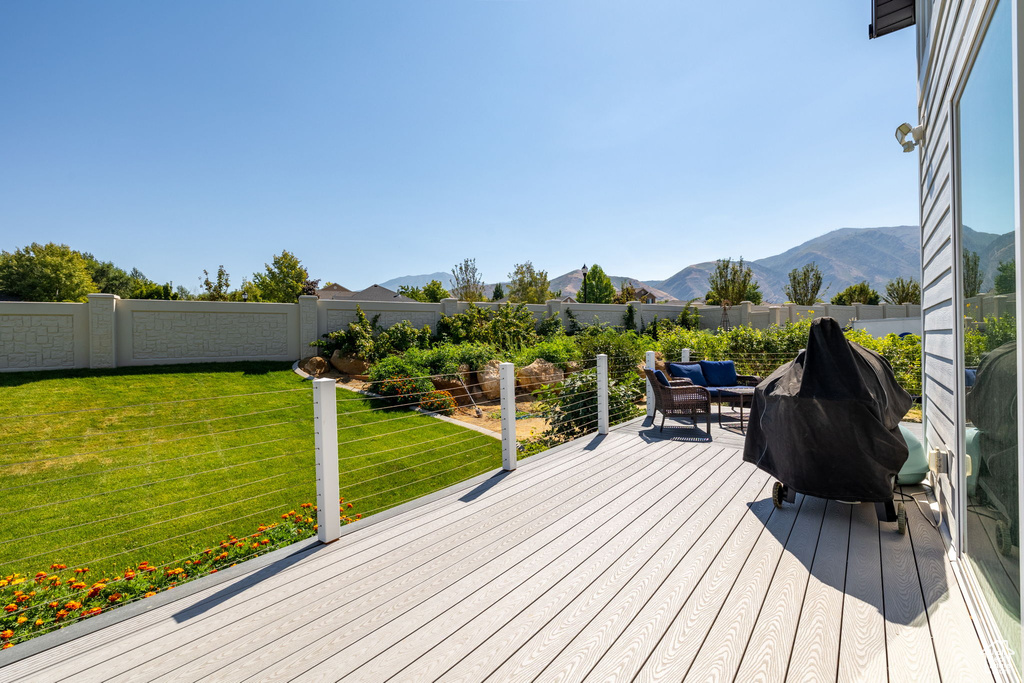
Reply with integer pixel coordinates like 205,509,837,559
533,370,642,445
488,303,538,350
419,390,457,415
436,304,495,346
374,320,430,358
311,306,378,359
983,314,1016,351
513,334,582,370
406,342,496,377
622,304,637,331
368,355,432,406
537,312,564,338
831,281,880,305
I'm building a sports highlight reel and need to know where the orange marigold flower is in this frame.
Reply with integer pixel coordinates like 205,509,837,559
2,643,11,649
108,594,121,603
74,567,88,574
34,619,43,627
34,572,47,581
260,539,270,545
65,601,81,610
0,631,12,640
71,581,86,590
346,503,353,509
49,564,66,570
280,513,289,519
16,616,27,624
301,503,311,509
3,605,16,613
55,610,68,621
355,514,362,519
48,602,58,609
123,570,136,580
144,592,156,598
210,569,218,574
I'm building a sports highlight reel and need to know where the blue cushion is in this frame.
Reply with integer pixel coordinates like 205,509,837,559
706,386,747,398
699,360,737,387
965,367,977,387
652,369,671,386
667,362,707,386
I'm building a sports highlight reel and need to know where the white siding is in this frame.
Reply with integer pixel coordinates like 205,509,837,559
918,0,1001,548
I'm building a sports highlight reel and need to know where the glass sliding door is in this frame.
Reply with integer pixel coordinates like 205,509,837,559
957,0,1019,671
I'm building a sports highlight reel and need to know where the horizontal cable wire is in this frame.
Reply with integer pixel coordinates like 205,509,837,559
340,436,494,489
0,449,306,517
0,436,296,494
0,405,305,449
332,378,493,402
337,429,483,464
1,421,303,469
0,471,296,546
0,388,310,421
340,431,490,476
336,418,464,446
3,481,312,567
350,448,498,508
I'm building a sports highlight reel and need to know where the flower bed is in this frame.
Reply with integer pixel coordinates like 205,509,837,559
0,499,359,650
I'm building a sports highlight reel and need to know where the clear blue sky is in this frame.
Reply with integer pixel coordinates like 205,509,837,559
0,1,919,292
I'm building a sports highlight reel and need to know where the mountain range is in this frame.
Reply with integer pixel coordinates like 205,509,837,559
378,225,1012,303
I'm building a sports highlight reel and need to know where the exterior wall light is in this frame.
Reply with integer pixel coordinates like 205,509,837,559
896,122,925,152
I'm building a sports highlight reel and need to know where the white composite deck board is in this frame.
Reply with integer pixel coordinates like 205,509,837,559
734,494,828,682
0,418,994,683
785,500,852,682
837,503,888,683
33,432,642,682
632,492,801,682
332,448,741,682
437,456,763,683
218,436,696,682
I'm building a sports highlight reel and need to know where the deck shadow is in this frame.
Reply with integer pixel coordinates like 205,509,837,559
748,493,949,626
171,543,319,623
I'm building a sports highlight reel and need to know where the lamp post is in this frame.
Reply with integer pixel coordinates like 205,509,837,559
581,264,588,303
242,291,248,303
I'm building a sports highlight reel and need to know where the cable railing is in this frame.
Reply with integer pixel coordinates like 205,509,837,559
1,354,655,650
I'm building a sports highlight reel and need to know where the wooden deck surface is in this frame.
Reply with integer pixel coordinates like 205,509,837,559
0,415,993,682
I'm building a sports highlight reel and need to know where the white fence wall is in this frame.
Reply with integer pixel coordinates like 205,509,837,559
0,294,922,373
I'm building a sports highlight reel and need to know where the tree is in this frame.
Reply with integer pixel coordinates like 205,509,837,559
963,249,983,298
995,259,1016,294
491,282,505,301
422,279,450,302
132,282,179,300
82,255,139,298
450,258,485,302
507,261,553,304
784,263,825,306
883,277,921,305
198,266,231,301
831,281,880,305
0,242,96,302
614,281,638,304
705,257,762,305
252,250,308,303
397,285,427,301
578,264,615,303
300,278,321,296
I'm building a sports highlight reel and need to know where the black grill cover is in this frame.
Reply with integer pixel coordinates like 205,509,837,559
743,317,912,502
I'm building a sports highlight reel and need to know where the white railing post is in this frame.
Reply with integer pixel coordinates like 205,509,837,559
645,350,656,417
597,354,609,434
500,362,517,471
313,378,341,543
681,347,690,362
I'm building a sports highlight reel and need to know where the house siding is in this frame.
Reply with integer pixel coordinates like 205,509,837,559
918,0,1001,548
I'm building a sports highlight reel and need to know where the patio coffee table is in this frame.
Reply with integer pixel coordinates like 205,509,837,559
716,386,755,433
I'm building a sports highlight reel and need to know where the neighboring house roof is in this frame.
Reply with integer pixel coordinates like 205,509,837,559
634,288,657,303
561,296,577,303
316,283,354,300
346,284,414,302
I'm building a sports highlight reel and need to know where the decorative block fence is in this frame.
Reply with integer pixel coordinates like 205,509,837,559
0,294,921,373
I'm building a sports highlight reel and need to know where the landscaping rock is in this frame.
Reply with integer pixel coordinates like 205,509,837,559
330,351,369,375
432,364,474,406
517,358,564,392
478,360,503,400
300,356,328,377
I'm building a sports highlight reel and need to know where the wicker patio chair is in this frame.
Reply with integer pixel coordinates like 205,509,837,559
643,368,712,434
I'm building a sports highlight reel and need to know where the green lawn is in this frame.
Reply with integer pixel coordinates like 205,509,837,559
0,362,502,580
